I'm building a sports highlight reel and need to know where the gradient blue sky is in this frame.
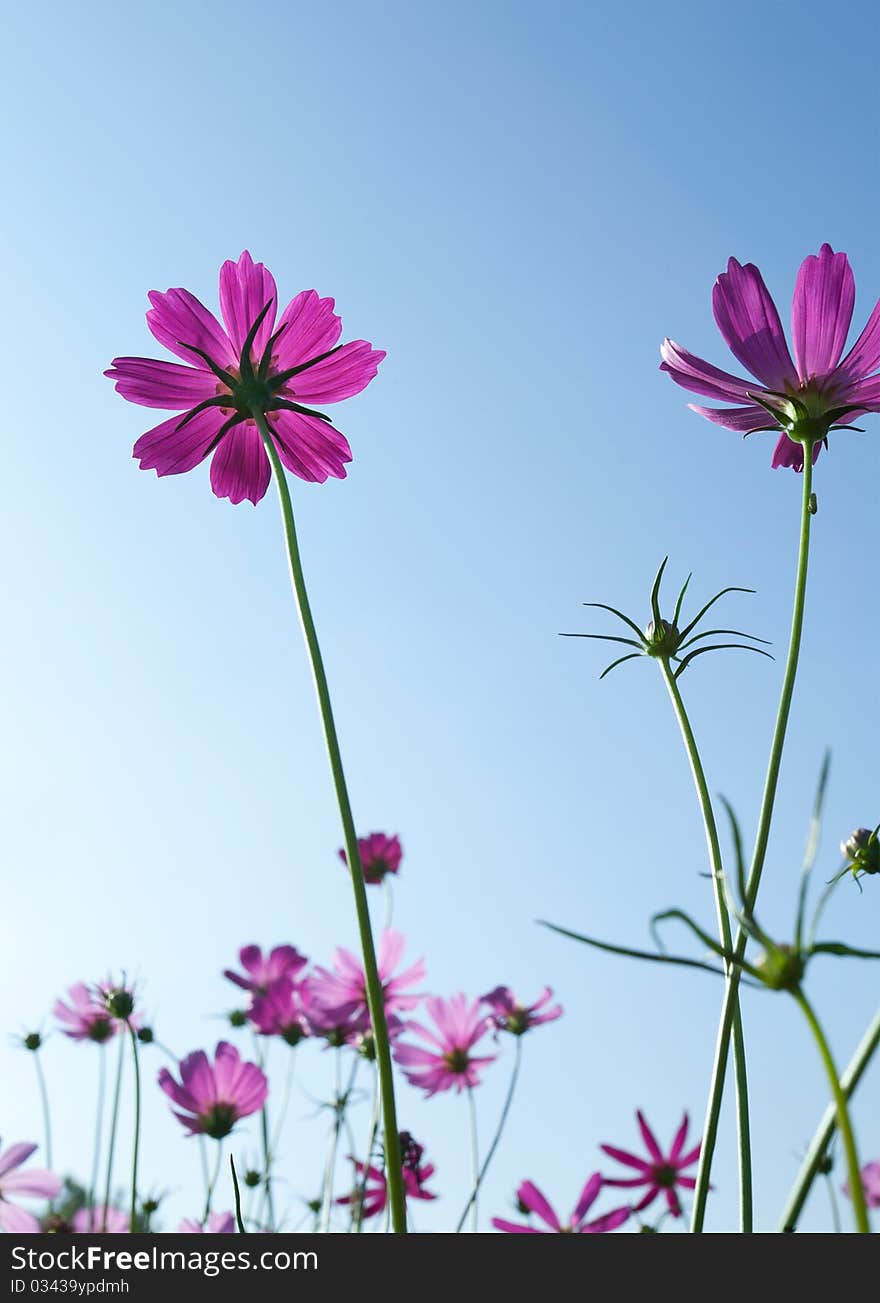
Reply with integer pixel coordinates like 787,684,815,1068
1,0,878,1233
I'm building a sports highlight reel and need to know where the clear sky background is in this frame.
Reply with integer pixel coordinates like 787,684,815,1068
1,0,878,1234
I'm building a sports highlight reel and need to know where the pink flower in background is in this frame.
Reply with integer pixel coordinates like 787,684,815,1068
224,944,308,996
482,986,563,1036
250,977,311,1046
310,930,425,1027
0,1141,60,1234
339,832,403,885
179,1212,236,1233
600,1111,700,1217
844,1160,880,1209
337,1133,437,1220
106,251,385,504
491,1175,629,1234
661,243,880,469
393,994,496,1096
53,983,117,1044
71,1205,130,1233
158,1042,268,1139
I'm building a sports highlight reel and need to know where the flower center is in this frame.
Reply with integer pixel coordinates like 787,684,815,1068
88,1018,114,1043
653,1164,677,1189
202,1103,238,1140
443,1048,470,1074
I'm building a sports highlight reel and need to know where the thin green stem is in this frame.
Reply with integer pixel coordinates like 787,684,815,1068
383,879,394,930
780,1005,880,1231
455,1037,522,1233
127,1024,141,1232
320,1051,344,1234
203,1142,223,1222
33,1053,53,1175
792,988,868,1232
101,1033,126,1231
691,451,815,1232
466,1087,480,1233
825,1172,842,1234
270,1050,297,1154
254,410,405,1233
659,660,752,1232
354,1068,382,1233
88,1049,106,1220
260,1105,276,1232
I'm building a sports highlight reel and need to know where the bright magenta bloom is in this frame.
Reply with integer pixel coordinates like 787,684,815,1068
491,1175,629,1234
393,994,495,1096
0,1141,60,1234
71,1205,129,1233
339,832,403,885
250,977,311,1046
661,244,880,470
224,944,308,996
337,1135,437,1221
106,251,385,505
482,986,562,1035
158,1041,268,1139
53,983,117,1043
844,1160,880,1208
600,1111,700,1217
310,930,425,1026
179,1212,235,1233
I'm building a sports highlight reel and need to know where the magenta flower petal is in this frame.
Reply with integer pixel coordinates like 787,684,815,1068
636,1111,664,1163
0,1204,41,1234
133,407,227,478
771,432,823,471
209,422,271,505
659,339,758,404
271,410,352,482
668,1112,690,1162
0,1168,62,1199
838,298,880,383
286,340,386,404
159,1043,267,1139
688,402,779,433
273,290,343,372
516,1181,563,1230
791,243,855,381
712,258,797,389
0,1143,37,1179
572,1172,602,1222
599,1144,650,1172
146,288,236,370
583,1206,631,1234
105,358,221,410
491,1218,545,1234
219,251,278,358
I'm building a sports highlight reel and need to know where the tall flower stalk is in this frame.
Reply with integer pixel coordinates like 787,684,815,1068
455,1036,523,1233
254,413,405,1232
691,451,815,1229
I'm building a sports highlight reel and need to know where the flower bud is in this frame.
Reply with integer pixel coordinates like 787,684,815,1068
644,618,681,658
228,1009,248,1028
755,944,804,992
136,1026,154,1044
105,988,135,1020
23,1032,42,1052
841,827,880,875
244,1169,262,1189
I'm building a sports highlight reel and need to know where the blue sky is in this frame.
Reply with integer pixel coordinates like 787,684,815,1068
1,0,878,1233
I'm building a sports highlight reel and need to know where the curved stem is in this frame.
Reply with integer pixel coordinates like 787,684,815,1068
780,1004,880,1231
466,1087,480,1233
455,1037,522,1233
691,453,815,1231
659,660,752,1232
354,1067,382,1233
88,1049,106,1219
230,1156,248,1234
33,1053,53,1175
203,1142,224,1222
127,1024,141,1232
792,988,868,1232
254,411,405,1233
101,1033,126,1231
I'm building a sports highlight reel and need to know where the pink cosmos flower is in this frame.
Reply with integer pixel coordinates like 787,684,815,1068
337,1133,437,1220
250,977,311,1046
105,251,385,505
224,944,308,996
310,930,425,1027
53,983,118,1043
0,1141,60,1234
339,832,403,885
600,1111,700,1217
661,244,880,470
179,1212,236,1233
393,994,496,1097
158,1041,268,1139
482,986,563,1036
844,1160,880,1208
492,1174,629,1234
71,1205,129,1233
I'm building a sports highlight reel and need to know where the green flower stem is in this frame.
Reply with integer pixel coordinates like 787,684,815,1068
88,1049,106,1219
101,1033,126,1232
825,1172,842,1234
455,1036,522,1233
466,1087,480,1233
260,1105,276,1232
127,1024,141,1232
659,660,752,1232
354,1068,382,1233
780,1005,880,1231
320,1051,344,1234
33,1052,53,1175
254,410,405,1234
203,1142,224,1222
690,448,815,1232
792,988,868,1233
